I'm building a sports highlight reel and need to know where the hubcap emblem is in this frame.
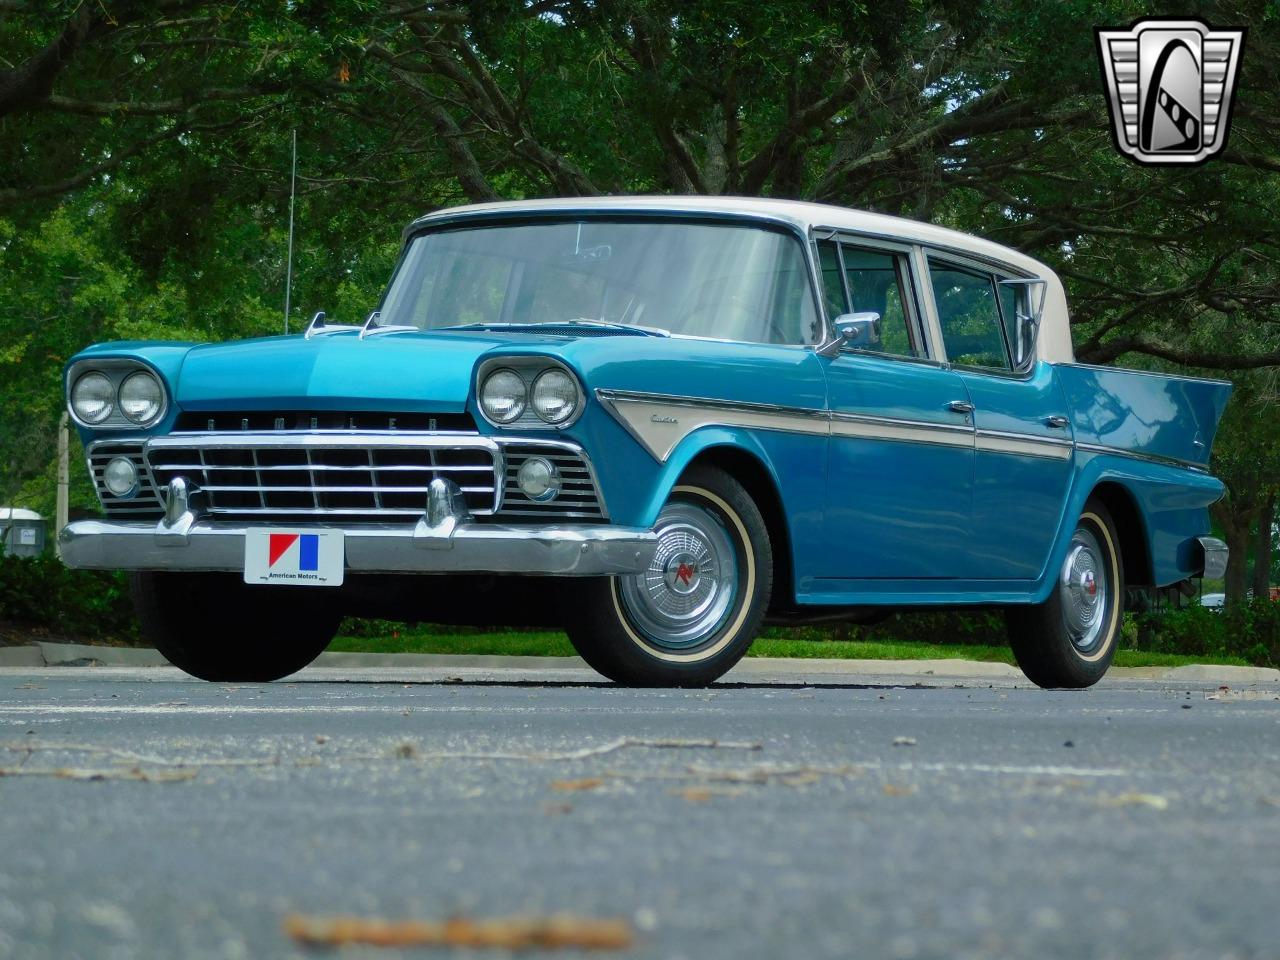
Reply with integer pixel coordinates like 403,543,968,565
664,552,701,595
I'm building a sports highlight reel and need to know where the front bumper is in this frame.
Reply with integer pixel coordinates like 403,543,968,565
59,519,658,576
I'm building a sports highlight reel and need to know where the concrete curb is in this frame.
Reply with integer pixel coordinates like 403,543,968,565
1,641,1278,685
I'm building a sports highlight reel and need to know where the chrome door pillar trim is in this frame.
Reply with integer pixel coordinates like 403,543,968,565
910,244,949,363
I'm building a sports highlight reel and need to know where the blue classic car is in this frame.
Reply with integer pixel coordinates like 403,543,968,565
61,197,1231,688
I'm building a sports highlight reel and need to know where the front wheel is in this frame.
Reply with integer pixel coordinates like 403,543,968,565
1005,500,1124,688
132,572,341,682
561,466,773,686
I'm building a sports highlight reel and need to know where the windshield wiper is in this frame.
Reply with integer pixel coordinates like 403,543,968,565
437,320,669,338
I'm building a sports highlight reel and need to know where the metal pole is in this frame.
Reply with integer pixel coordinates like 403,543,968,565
284,128,298,335
56,410,69,558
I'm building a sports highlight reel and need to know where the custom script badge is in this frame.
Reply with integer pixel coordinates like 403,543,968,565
1096,18,1245,165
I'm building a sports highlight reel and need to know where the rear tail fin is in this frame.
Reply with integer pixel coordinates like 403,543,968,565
1056,364,1231,468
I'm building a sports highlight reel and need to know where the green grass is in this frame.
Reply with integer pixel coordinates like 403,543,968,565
328,628,1248,668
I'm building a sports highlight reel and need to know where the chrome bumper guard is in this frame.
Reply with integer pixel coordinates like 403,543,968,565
60,477,657,577
1197,536,1229,580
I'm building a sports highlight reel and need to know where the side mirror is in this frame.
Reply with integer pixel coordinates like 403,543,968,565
832,312,881,352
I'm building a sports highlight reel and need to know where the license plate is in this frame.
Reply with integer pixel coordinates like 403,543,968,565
243,529,345,586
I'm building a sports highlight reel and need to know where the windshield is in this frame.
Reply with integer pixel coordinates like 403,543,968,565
379,219,821,345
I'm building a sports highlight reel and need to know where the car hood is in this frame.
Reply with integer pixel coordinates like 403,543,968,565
173,330,571,412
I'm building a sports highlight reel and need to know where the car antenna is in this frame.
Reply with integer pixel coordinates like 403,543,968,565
283,128,298,335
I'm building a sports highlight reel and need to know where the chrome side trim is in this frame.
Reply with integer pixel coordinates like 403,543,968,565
1060,362,1232,387
975,429,1074,460
1075,442,1208,473
597,389,829,461
598,388,1087,464
829,410,973,450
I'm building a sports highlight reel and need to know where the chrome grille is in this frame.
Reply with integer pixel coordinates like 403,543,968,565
145,433,499,523
87,441,164,519
494,444,606,522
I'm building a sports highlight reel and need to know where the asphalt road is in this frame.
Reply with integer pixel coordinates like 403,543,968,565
1,665,1278,960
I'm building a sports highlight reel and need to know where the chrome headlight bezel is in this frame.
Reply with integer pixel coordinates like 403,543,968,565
66,359,170,429
475,358,585,430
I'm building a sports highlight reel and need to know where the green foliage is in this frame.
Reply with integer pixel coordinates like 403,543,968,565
1130,599,1280,668
0,1,1278,656
761,610,1010,646
0,555,136,640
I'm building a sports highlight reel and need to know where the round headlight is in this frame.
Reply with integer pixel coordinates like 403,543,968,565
71,372,115,424
516,457,561,502
103,457,139,498
119,370,164,424
530,369,580,424
480,369,527,424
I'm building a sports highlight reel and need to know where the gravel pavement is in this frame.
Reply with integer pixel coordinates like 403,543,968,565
1,663,1278,960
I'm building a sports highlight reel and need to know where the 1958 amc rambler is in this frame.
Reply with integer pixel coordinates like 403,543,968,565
61,197,1231,688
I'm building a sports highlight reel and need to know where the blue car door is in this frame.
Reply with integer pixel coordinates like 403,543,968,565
925,256,1075,580
816,239,976,580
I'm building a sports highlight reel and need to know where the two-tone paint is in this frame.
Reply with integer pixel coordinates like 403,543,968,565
62,197,1231,612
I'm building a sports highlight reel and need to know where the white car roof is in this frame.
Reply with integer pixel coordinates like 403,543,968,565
408,196,1075,363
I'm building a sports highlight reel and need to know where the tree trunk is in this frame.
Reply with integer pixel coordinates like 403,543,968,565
1212,499,1251,607
1252,495,1276,600
1224,523,1250,605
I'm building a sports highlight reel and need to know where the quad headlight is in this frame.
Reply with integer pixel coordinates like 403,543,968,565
119,370,164,424
479,363,583,428
70,372,115,424
530,369,580,424
479,368,528,424
68,363,168,428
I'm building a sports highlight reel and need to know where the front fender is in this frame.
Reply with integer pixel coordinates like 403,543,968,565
632,425,826,597
639,427,786,527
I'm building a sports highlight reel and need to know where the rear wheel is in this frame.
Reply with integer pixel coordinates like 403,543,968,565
1005,500,1124,688
562,466,772,686
132,572,341,682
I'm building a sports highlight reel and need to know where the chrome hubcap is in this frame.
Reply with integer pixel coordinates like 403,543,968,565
619,501,738,650
1059,527,1109,651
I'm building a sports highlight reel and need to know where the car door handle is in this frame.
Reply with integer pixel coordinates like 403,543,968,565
1045,415,1070,429
947,400,975,415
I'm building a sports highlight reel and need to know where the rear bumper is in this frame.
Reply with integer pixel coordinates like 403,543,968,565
1197,535,1229,580
59,518,658,576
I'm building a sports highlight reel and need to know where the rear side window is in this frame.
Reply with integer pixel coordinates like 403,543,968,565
928,260,1010,370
